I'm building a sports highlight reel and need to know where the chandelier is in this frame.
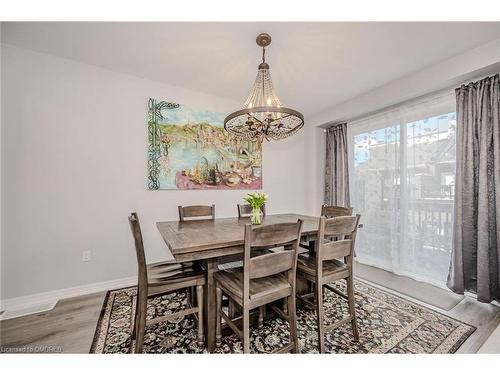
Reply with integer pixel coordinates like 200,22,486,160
224,33,304,141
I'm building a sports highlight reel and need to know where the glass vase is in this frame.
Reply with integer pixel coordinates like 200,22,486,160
251,207,263,225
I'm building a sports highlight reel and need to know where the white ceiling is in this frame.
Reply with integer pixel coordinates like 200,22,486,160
2,22,500,117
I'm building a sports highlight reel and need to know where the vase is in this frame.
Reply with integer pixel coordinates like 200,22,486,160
251,207,263,225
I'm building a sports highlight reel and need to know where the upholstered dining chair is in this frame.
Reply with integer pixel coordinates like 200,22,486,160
128,212,206,353
214,220,304,353
296,214,361,353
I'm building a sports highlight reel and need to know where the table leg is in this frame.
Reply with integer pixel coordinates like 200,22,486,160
204,258,218,352
297,240,316,298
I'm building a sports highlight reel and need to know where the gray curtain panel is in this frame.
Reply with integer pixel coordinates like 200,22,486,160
324,123,350,207
447,74,500,303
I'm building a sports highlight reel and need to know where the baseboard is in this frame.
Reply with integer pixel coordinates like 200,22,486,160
0,276,136,321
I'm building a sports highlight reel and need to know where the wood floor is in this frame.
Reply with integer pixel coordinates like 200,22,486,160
0,292,106,353
1,267,499,353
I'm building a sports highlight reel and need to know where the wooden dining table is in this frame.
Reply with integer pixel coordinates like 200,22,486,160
156,213,320,352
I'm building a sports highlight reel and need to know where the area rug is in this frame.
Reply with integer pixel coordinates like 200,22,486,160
90,279,475,354
354,262,464,311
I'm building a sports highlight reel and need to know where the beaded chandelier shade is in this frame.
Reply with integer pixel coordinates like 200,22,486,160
224,33,304,141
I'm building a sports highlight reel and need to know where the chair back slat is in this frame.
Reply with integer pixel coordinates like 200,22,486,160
248,251,295,279
178,205,215,221
316,215,361,266
128,212,148,287
321,205,353,218
237,203,266,218
249,222,301,248
323,215,359,237
321,239,352,261
243,220,303,297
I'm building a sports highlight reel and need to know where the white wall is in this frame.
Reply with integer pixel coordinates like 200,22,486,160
1,45,317,300
309,38,500,127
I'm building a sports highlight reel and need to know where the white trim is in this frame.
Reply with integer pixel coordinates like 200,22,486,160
0,301,58,321
0,276,136,320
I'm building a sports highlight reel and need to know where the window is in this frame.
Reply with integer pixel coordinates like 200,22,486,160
348,93,456,286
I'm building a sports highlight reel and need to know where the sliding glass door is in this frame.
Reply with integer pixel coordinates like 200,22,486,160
348,93,456,286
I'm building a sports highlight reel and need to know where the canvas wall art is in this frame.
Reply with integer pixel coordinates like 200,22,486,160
147,98,263,190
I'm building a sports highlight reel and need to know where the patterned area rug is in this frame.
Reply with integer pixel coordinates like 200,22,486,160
90,279,475,353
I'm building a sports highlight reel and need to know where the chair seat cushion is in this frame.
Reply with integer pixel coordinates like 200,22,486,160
297,253,349,279
214,268,291,304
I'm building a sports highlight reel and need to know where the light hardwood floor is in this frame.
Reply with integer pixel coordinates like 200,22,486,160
0,292,106,353
1,268,499,353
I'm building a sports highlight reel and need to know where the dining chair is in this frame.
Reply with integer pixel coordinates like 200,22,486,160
237,203,287,318
320,204,361,255
128,212,206,353
219,203,270,271
214,220,304,353
299,205,353,254
237,203,266,218
178,204,215,221
321,204,353,217
178,204,215,301
296,214,361,353
218,203,271,325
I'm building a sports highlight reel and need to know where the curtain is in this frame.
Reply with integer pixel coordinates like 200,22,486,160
325,123,350,207
348,93,456,286
447,74,500,303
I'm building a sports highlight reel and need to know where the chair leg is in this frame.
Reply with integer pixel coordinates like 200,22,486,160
196,285,204,346
347,277,359,341
228,299,235,319
283,298,288,315
315,282,325,353
186,287,192,307
216,286,222,348
192,286,197,306
134,290,148,354
131,296,139,340
287,293,299,353
243,307,250,354
258,305,265,328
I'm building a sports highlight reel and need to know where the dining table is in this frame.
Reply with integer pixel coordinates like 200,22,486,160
156,213,320,352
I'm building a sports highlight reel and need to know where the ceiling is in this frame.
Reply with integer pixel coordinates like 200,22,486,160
2,22,500,117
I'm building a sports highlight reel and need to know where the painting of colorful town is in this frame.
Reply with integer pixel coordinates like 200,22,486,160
147,98,262,190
